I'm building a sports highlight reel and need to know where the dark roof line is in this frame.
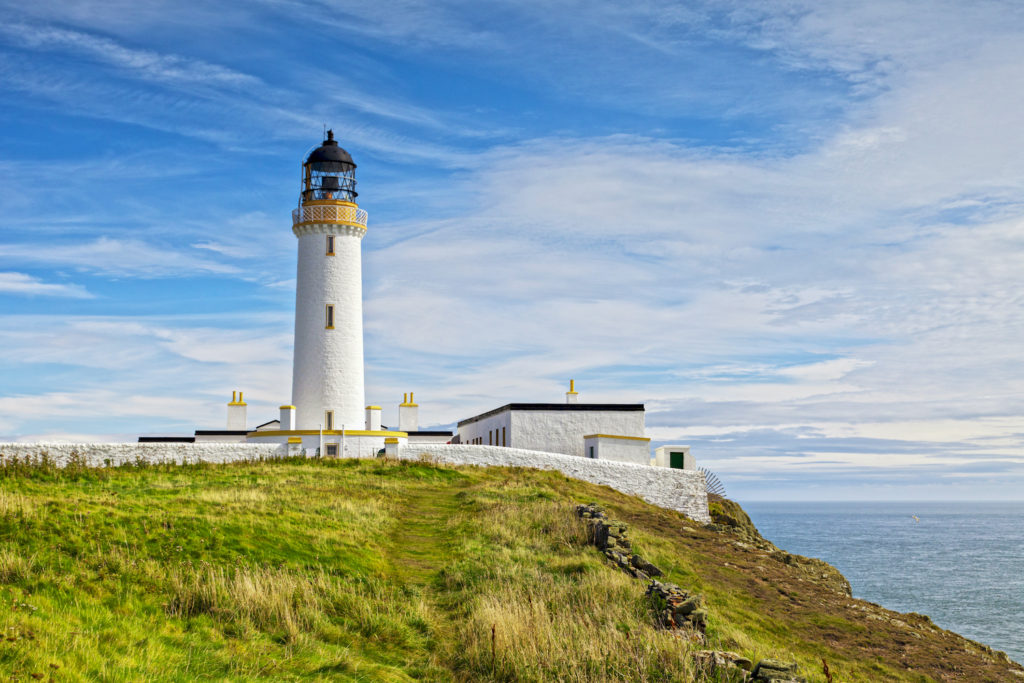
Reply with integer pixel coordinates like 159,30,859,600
138,436,195,443
457,403,644,428
194,430,250,436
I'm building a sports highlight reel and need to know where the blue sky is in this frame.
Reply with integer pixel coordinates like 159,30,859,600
2,0,1024,501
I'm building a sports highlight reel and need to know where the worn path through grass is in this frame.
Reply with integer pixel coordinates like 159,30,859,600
379,475,474,679
385,481,468,585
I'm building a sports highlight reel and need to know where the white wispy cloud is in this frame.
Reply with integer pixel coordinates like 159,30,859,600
0,238,240,277
0,23,262,87
0,272,93,298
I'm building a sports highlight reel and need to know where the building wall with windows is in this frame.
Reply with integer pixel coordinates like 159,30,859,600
456,404,646,459
512,408,645,458
457,410,512,446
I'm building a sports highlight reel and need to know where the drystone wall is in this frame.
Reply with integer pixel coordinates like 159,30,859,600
398,443,710,523
0,442,285,468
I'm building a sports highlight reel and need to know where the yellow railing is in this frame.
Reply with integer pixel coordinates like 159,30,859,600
292,203,368,228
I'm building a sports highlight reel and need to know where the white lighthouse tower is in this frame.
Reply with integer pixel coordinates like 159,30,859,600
290,131,367,431
246,132,409,456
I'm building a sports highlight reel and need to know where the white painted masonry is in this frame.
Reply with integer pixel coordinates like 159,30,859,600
654,445,694,470
246,430,403,456
583,434,651,466
398,395,418,432
512,409,645,457
457,406,645,455
291,222,366,430
396,444,709,522
280,406,296,431
459,410,511,446
365,406,382,431
406,433,453,445
227,392,247,430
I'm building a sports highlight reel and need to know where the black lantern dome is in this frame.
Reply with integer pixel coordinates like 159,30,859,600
302,130,357,203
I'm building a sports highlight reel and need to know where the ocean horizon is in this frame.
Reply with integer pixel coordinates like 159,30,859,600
743,500,1024,664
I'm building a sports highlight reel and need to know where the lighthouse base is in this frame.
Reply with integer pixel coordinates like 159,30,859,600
246,429,407,458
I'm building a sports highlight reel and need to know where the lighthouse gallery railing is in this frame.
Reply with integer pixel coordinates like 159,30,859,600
292,204,368,228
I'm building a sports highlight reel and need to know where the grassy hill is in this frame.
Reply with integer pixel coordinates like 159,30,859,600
0,454,1019,681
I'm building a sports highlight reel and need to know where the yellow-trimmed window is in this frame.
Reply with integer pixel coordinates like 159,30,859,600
325,410,334,430
325,443,338,457
325,304,335,329
326,234,335,255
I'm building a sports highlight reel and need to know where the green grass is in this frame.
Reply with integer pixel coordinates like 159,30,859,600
0,453,1018,681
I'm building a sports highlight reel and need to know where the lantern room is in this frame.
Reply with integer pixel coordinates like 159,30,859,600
301,130,357,203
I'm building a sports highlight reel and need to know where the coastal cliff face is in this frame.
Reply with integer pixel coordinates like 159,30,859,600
708,496,853,597
691,494,1020,682
0,453,1019,681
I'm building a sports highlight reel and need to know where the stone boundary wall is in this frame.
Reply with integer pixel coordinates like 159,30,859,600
398,444,710,523
0,442,285,468
0,442,709,523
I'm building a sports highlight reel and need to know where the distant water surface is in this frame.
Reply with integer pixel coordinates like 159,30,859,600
743,501,1024,664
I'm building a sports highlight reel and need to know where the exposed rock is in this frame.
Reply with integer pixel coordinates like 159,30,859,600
694,650,753,677
750,658,807,683
646,580,707,635
630,554,663,577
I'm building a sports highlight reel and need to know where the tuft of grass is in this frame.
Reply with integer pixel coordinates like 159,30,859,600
0,546,37,583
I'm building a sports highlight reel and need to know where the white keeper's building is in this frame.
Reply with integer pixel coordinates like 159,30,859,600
139,133,694,471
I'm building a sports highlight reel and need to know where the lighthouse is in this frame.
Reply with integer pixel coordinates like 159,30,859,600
243,133,427,455
290,130,367,431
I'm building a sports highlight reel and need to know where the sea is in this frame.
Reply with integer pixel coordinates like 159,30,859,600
742,501,1024,664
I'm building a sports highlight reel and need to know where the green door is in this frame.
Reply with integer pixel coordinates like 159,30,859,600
669,451,686,469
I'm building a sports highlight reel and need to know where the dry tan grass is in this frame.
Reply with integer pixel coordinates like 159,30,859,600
167,565,324,641
0,489,36,518
456,567,697,682
0,547,36,583
166,564,434,649
440,496,700,681
192,488,270,505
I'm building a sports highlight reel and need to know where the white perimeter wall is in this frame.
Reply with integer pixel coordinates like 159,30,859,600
0,442,284,467
397,444,709,523
512,410,645,458
0,441,709,522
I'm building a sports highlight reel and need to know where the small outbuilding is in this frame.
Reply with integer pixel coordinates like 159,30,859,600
583,433,651,465
654,445,694,470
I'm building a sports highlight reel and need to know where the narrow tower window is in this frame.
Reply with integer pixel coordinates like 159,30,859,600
325,411,334,430
502,427,506,447
325,304,335,329
326,235,335,255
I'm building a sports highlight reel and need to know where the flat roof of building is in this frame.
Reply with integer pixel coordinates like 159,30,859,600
194,430,250,436
138,436,195,443
406,430,454,436
457,403,644,428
